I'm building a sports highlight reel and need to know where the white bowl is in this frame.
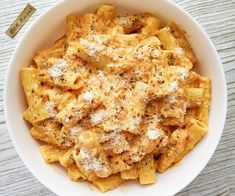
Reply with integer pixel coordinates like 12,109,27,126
4,0,227,195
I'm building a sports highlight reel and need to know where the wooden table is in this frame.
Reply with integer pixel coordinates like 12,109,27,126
0,0,234,195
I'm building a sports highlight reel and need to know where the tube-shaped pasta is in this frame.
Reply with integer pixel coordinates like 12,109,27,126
96,4,116,20
169,22,196,63
66,14,80,44
158,27,179,50
141,17,161,35
175,118,207,163
157,129,188,172
185,88,204,107
40,145,66,163
78,131,99,149
59,148,74,167
198,76,211,124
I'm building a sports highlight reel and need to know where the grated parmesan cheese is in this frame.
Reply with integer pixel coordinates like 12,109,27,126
168,95,177,103
48,59,67,78
79,148,91,159
127,146,145,163
45,101,56,117
97,70,105,79
131,155,141,162
64,117,70,123
70,125,83,136
129,116,141,130
109,131,121,146
87,34,108,45
175,47,183,54
79,39,102,57
108,124,120,131
135,45,160,60
135,45,149,60
151,49,161,58
103,130,130,154
83,91,93,102
79,148,107,172
169,81,178,92
147,128,161,140
90,110,106,125
115,16,130,26
174,67,189,81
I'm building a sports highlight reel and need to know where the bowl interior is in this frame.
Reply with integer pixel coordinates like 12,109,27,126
4,0,227,196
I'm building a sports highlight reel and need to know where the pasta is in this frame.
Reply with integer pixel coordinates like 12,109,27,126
21,4,211,192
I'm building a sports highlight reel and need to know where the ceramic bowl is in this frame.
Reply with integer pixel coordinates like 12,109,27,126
4,0,227,195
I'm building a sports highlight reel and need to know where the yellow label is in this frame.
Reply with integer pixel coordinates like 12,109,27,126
5,4,36,38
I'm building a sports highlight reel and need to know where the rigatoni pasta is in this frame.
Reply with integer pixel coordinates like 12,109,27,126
21,4,211,192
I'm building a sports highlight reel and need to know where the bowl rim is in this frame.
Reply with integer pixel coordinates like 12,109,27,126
4,0,227,195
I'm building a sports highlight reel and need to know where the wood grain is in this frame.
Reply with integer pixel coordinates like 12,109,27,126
0,0,234,195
